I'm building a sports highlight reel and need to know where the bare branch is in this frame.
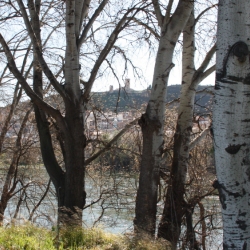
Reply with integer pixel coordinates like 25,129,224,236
193,65,215,87
78,0,109,47
130,17,160,39
0,42,32,152
162,0,174,27
0,34,64,123
189,127,210,151
195,44,216,76
191,44,216,88
16,0,67,99
80,0,91,29
152,0,164,26
83,7,142,99
28,179,51,221
194,4,218,26
3,108,32,200
85,118,139,165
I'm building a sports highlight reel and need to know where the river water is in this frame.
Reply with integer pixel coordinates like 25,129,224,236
1,167,222,249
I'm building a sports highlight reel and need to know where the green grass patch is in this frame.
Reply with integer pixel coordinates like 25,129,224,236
59,227,123,249
0,223,170,249
0,223,55,249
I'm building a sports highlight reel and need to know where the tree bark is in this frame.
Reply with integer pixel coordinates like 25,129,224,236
134,0,193,236
158,8,196,245
214,1,250,249
158,4,215,246
29,0,86,227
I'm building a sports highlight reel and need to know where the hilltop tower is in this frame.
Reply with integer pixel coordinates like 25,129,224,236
124,79,130,91
109,85,113,93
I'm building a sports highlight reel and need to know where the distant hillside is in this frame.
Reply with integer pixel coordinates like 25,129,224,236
90,85,213,113
89,90,149,112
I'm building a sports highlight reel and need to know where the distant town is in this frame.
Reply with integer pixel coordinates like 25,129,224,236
0,79,212,141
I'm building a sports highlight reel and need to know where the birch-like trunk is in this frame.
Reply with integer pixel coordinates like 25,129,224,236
158,5,215,246
134,0,193,236
158,9,196,245
214,1,250,249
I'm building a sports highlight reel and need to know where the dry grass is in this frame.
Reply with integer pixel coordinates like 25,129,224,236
0,223,171,250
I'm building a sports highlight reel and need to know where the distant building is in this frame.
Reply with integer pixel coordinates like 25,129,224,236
85,110,135,135
124,78,130,91
109,85,113,93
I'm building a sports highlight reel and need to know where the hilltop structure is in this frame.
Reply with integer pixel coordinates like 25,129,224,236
90,79,212,112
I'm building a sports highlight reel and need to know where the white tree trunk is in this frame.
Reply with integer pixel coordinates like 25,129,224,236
214,1,250,248
65,0,81,100
158,6,215,245
158,9,196,244
135,0,193,236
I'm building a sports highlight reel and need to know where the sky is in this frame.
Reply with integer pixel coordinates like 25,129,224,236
92,44,216,92
0,0,217,100
92,1,217,92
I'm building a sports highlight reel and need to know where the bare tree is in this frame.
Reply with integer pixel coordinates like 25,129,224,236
134,0,193,236
0,0,147,227
158,3,216,247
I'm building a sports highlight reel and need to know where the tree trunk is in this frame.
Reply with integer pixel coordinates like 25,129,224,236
29,0,85,227
158,4,215,245
185,203,200,250
158,8,195,245
134,112,162,235
214,1,250,249
134,0,193,236
58,101,86,227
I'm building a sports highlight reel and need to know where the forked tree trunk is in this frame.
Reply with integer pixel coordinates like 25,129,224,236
30,0,86,227
214,1,250,249
0,0,137,227
134,0,193,236
158,9,195,245
158,5,215,246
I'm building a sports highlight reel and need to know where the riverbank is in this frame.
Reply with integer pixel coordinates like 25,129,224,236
0,223,170,249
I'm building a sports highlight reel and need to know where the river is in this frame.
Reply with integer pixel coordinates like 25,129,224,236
1,167,222,249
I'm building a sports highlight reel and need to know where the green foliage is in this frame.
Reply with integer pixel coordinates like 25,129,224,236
0,224,171,249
